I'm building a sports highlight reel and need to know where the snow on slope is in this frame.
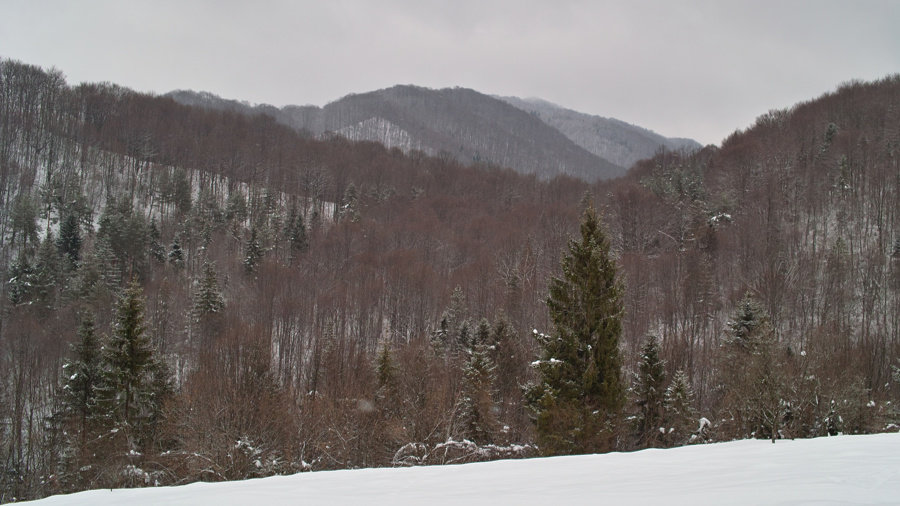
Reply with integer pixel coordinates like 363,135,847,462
25,433,900,505
335,116,432,155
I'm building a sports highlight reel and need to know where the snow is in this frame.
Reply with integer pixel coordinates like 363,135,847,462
22,433,900,505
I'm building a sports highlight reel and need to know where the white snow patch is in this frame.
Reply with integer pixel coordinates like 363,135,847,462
21,434,900,505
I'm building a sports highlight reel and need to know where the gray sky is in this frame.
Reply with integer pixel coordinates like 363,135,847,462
2,0,898,145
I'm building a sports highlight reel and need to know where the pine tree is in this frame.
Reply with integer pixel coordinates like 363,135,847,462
49,314,106,492
431,314,451,353
225,190,248,224
634,336,666,447
33,231,61,310
7,250,33,305
73,242,114,307
663,369,697,446
244,225,263,273
192,259,226,350
10,192,39,251
171,168,192,215
340,183,360,222
474,318,492,348
148,219,165,264
193,260,225,317
456,319,472,354
721,293,785,441
459,340,499,444
375,342,399,416
376,343,398,397
93,237,122,290
101,280,160,430
288,211,309,257
525,205,625,455
726,294,770,350
168,235,184,268
56,213,82,269
60,315,103,439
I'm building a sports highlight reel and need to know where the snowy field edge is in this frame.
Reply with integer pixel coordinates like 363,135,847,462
21,432,900,506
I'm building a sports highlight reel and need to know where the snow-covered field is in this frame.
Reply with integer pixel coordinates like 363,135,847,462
25,433,900,505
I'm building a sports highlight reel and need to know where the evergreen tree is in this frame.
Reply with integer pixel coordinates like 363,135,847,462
474,318,492,348
225,190,248,224
192,260,225,317
32,231,61,310
432,314,450,350
148,219,165,264
171,168,192,215
7,251,33,305
101,280,161,432
244,225,263,274
93,237,122,290
459,340,499,444
56,213,82,269
288,210,309,257
192,259,226,351
168,235,184,268
49,315,105,491
375,342,399,415
663,369,697,446
456,319,472,354
721,293,786,441
525,205,625,455
10,192,39,251
634,336,666,447
59,315,103,440
489,312,525,414
97,196,149,276
339,183,360,222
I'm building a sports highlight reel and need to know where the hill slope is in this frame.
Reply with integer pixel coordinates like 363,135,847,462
500,96,701,169
24,434,900,505
169,86,630,181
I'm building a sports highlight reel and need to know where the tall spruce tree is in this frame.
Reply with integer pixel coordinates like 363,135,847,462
192,259,226,352
526,205,625,455
459,340,499,444
721,293,785,441
57,213,82,269
192,260,225,317
60,315,103,440
7,250,33,305
101,280,160,431
244,225,263,273
50,315,105,492
663,369,697,446
148,219,165,264
634,336,666,447
33,231,61,310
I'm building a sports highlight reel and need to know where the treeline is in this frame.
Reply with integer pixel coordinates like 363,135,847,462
0,58,898,501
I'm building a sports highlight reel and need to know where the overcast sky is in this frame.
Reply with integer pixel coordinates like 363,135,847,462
2,0,898,145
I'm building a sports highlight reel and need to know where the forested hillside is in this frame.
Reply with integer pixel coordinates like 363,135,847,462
169,86,625,181
500,96,701,169
1,58,898,502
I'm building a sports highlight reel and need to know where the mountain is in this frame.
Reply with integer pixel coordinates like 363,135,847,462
500,96,702,170
171,86,625,181
168,87,702,180
23,434,900,505
169,85,700,181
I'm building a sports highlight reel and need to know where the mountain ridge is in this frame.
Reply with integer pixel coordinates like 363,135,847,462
168,85,699,181
499,96,701,169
